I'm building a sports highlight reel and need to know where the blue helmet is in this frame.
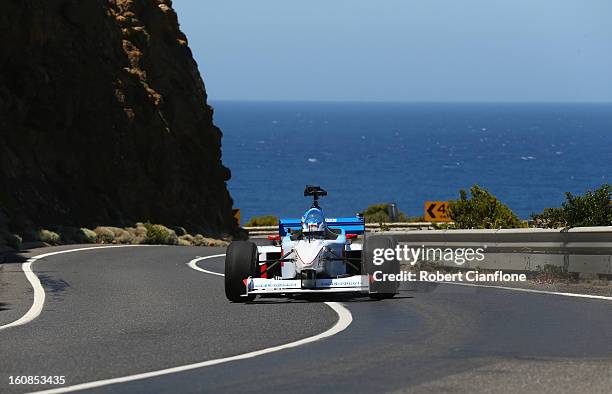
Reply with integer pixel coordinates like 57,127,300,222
302,208,326,233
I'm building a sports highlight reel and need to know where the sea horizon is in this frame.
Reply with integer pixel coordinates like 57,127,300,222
212,101,612,222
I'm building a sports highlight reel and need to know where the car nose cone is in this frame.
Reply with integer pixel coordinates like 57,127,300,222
294,239,324,266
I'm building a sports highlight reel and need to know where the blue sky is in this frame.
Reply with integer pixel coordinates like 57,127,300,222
173,0,612,102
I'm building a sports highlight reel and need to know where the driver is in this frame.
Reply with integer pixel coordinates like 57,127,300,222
301,208,327,239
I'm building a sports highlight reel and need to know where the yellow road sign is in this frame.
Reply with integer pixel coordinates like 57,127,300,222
232,209,241,226
424,201,450,222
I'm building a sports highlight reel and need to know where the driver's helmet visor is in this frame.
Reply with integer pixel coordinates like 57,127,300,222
302,210,326,233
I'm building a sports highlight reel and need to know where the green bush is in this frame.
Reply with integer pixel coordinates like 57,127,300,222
143,223,178,245
38,229,61,245
532,184,612,228
94,226,115,244
77,228,97,243
244,215,278,227
361,203,419,223
448,185,524,229
361,203,389,223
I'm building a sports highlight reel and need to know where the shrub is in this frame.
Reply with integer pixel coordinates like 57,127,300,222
192,234,210,246
126,223,148,244
362,204,389,224
94,227,115,244
244,215,278,227
178,234,194,246
143,223,178,245
531,207,565,228
116,229,135,244
532,184,612,228
1,232,22,249
38,229,61,245
209,239,229,247
94,226,133,244
77,228,97,243
448,185,524,229
361,203,418,223
189,234,227,247
133,223,148,236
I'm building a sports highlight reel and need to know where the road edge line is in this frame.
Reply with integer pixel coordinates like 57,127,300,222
439,281,612,301
0,245,146,331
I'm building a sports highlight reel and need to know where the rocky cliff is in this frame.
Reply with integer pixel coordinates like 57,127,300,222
0,0,237,237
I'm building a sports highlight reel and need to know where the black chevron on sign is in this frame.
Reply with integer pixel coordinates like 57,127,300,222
427,203,437,218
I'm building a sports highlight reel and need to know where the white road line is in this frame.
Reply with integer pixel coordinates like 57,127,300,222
0,245,144,331
32,253,353,394
439,281,612,301
186,254,226,276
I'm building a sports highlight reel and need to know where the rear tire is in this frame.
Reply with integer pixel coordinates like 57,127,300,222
365,235,399,300
225,241,258,302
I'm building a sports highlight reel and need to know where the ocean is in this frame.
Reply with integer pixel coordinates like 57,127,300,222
212,101,612,222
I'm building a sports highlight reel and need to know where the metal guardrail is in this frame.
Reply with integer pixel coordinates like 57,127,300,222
244,224,612,276
389,226,612,277
244,222,437,236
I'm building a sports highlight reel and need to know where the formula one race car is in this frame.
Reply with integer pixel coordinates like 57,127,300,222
225,186,400,302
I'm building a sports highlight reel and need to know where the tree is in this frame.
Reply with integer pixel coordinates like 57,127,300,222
448,185,524,229
244,215,278,227
532,184,611,228
361,203,421,223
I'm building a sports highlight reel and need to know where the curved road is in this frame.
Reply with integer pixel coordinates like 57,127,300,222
1,245,612,393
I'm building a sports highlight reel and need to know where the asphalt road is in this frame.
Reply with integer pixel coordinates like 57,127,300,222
1,245,612,393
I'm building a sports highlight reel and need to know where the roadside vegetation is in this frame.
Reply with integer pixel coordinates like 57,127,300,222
361,203,422,223
447,185,525,229
241,184,610,231
354,184,611,231
531,184,611,228
244,215,278,226
0,222,228,251
27,183,600,251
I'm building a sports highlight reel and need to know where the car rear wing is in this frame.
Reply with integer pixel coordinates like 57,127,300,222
279,216,365,236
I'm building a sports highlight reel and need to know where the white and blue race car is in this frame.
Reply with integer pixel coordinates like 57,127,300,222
225,186,399,302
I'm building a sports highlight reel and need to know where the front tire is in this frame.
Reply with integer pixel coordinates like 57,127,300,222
225,241,258,302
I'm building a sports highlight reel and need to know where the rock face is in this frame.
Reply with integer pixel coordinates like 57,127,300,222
0,0,237,237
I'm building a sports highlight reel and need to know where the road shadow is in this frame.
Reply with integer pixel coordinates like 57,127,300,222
37,273,70,295
1,251,70,296
248,293,413,304
0,250,29,265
